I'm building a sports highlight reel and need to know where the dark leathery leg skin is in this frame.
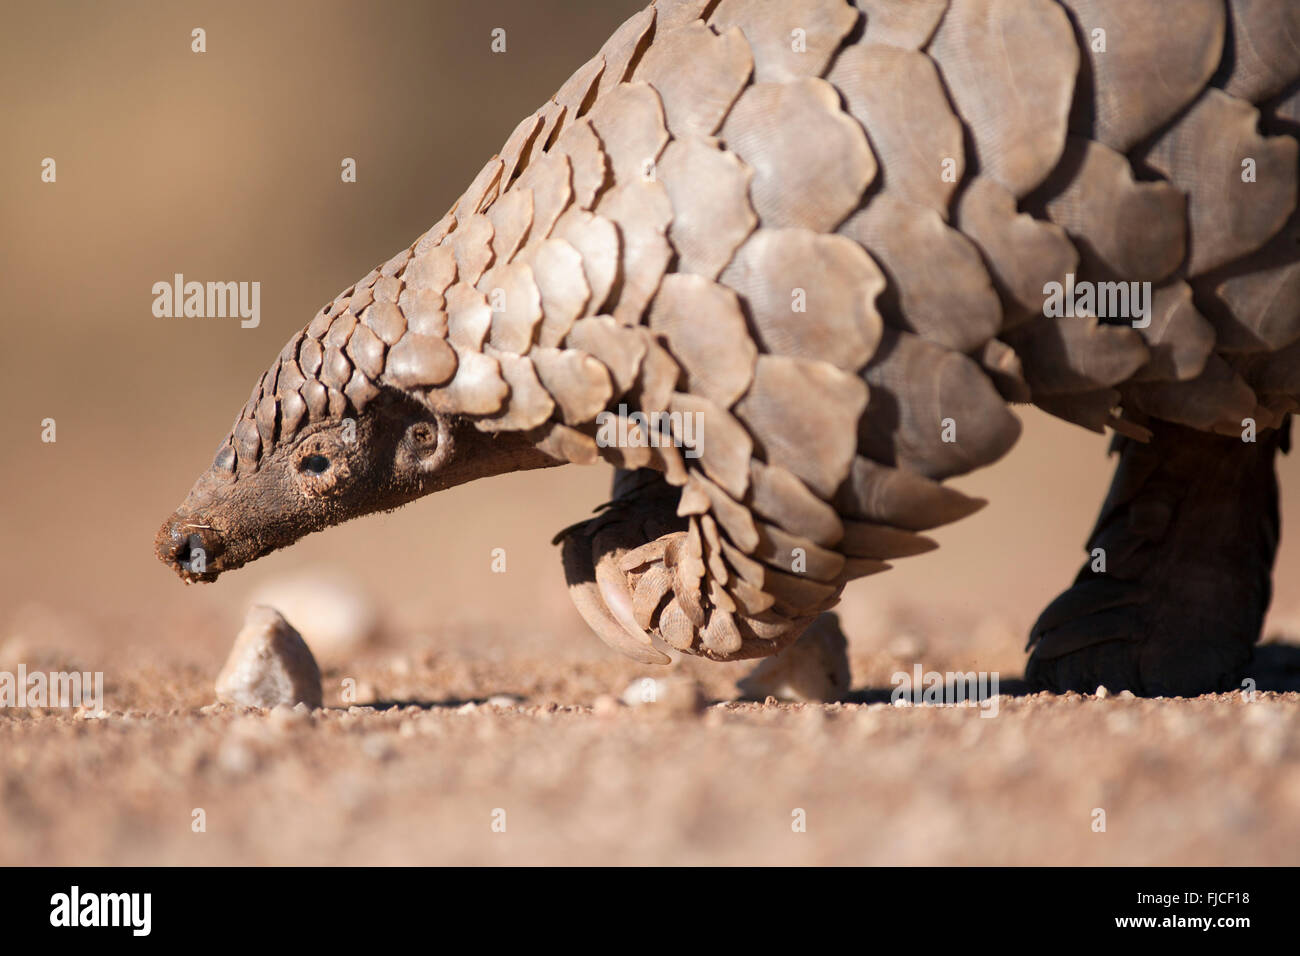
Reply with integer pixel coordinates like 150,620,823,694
1026,416,1287,697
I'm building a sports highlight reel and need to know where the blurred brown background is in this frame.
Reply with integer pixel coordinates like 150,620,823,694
4,0,1299,677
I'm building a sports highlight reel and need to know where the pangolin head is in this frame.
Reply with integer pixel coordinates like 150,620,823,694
155,364,454,584
155,266,557,584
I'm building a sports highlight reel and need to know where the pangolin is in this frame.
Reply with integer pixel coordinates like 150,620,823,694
156,0,1300,697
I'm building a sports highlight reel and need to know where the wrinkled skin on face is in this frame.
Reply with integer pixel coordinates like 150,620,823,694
156,389,558,583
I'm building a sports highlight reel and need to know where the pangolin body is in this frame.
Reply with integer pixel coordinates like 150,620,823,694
159,0,1300,690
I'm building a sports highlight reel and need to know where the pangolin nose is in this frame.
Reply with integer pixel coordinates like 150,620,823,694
169,528,193,567
159,520,221,571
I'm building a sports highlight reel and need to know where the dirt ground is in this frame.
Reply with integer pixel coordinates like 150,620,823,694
3,590,1300,866
4,0,1300,867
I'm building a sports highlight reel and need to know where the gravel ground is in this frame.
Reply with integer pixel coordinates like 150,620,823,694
4,621,1298,866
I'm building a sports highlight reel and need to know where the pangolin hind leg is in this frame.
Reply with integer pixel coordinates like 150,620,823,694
1026,417,1287,696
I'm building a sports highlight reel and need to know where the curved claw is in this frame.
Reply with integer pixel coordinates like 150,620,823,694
556,468,825,664
561,527,671,665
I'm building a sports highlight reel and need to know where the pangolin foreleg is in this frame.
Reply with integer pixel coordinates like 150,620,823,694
558,468,824,664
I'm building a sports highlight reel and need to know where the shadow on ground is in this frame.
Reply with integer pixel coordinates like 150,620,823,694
846,642,1300,702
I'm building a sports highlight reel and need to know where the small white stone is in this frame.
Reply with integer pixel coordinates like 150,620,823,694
886,632,926,660
217,737,258,775
1095,685,1110,699
1105,710,1138,736
361,734,396,761
215,606,323,709
267,702,310,733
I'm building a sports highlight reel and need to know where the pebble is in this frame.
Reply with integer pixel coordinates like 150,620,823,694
215,606,323,709
267,703,311,733
887,633,926,660
856,710,883,738
1105,709,1138,735
1095,685,1110,699
736,613,851,703
361,734,396,761
217,737,258,775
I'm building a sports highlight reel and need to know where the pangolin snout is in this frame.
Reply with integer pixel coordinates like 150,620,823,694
155,517,225,582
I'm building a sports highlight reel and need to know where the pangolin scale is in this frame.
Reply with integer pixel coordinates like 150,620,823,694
157,0,1300,697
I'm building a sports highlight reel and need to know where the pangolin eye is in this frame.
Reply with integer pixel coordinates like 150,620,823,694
300,454,330,475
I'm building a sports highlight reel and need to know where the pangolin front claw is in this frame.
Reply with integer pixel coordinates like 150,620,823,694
557,469,819,664
561,522,674,665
